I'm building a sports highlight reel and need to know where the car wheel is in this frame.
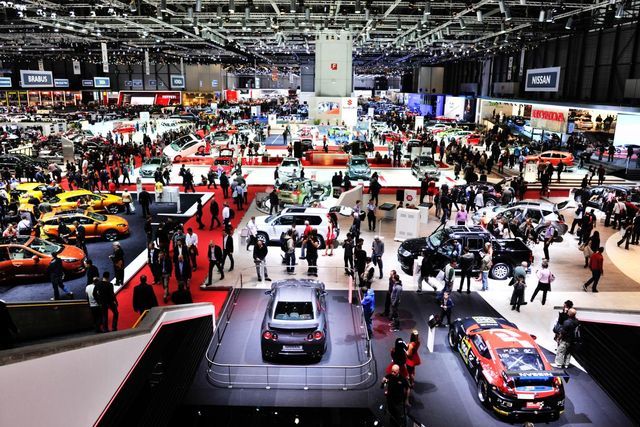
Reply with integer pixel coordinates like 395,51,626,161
477,377,489,406
107,204,120,214
448,328,458,350
485,198,497,207
490,263,510,280
302,197,310,206
257,232,269,245
103,229,119,242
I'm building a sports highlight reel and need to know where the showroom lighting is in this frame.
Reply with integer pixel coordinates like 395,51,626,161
615,2,624,18
195,0,201,13
290,0,296,13
476,10,483,22
229,0,235,14
546,8,554,22
355,0,361,13
538,9,545,21
245,6,250,19
565,16,573,29
425,0,431,15
498,0,506,13
458,18,466,29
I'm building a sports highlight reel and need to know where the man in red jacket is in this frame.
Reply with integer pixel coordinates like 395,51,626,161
583,247,604,293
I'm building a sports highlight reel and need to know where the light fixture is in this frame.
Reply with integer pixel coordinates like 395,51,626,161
565,16,573,29
355,0,361,13
498,0,505,13
476,10,482,22
504,6,511,21
425,0,431,15
195,0,201,13
290,0,296,13
458,18,466,29
538,9,545,21
229,0,235,14
245,6,250,19
615,2,624,18
546,8,554,22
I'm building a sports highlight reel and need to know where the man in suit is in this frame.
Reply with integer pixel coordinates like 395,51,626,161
74,220,87,255
207,240,224,286
48,251,72,300
132,275,158,314
139,189,152,217
209,194,221,229
93,271,119,332
110,242,125,288
158,251,173,303
222,228,235,271
85,259,99,288
174,254,192,289
147,243,161,284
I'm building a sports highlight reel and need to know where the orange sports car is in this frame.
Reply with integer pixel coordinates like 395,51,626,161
40,210,130,242
0,236,86,282
525,150,574,167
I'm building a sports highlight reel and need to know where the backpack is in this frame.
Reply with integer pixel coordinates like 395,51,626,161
228,208,235,219
280,233,288,252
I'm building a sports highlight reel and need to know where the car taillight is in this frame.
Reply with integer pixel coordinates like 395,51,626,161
553,376,563,387
293,191,300,195
308,330,324,340
262,331,277,341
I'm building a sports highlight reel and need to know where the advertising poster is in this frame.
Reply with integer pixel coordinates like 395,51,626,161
529,106,569,133
443,96,466,120
568,108,616,134
613,113,640,147
318,101,340,115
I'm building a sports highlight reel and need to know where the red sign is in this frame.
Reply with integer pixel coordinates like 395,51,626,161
532,110,565,122
330,63,338,71
347,99,353,106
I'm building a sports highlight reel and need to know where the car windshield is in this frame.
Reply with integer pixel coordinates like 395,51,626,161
274,301,314,320
351,158,367,166
87,212,107,221
279,182,302,191
29,237,62,255
428,229,447,247
418,157,435,166
281,160,298,167
497,348,545,372
146,158,162,165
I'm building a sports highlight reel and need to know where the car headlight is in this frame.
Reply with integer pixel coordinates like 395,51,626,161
61,258,76,263
399,248,412,257
117,224,127,228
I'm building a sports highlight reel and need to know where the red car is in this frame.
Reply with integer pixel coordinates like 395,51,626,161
464,133,482,145
448,317,567,420
212,148,235,174
525,150,574,167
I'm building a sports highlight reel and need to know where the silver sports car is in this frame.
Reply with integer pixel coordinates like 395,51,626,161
261,279,328,362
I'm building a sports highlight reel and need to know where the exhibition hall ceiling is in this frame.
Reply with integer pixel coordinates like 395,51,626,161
0,0,639,72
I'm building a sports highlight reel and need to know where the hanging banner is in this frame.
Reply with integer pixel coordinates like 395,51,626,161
131,79,144,89
144,50,150,75
93,76,111,88
20,70,53,88
170,75,185,88
72,60,81,75
101,42,109,73
180,58,184,76
54,79,69,88
525,66,561,92
530,106,568,133
37,59,44,71
414,115,425,131
0,77,11,88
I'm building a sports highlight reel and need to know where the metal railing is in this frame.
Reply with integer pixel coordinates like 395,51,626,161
204,266,376,390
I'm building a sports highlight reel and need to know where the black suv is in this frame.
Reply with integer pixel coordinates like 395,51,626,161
574,185,640,214
397,225,532,280
453,180,513,208
0,154,48,172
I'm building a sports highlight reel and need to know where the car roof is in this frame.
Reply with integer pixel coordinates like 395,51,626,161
58,190,93,197
478,328,535,349
280,207,329,215
446,225,489,235
275,286,315,302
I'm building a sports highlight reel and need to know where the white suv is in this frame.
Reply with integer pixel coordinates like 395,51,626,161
254,207,338,248
279,157,302,180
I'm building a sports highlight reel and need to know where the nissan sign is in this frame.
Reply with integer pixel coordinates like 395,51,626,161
20,70,53,88
525,67,561,92
170,75,185,88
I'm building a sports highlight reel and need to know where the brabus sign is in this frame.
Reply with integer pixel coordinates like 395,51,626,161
525,67,560,92
20,70,53,88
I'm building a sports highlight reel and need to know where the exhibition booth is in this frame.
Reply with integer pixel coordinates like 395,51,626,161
0,90,82,107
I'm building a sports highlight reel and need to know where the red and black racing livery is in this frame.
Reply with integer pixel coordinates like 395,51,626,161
448,316,568,420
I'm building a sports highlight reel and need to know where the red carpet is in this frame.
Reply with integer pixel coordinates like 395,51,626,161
115,184,266,329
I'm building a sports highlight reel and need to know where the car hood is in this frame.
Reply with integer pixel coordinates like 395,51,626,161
350,164,370,170
59,244,85,261
399,237,429,254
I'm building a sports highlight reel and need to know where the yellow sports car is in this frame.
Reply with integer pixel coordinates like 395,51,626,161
13,182,63,202
44,190,124,214
40,210,130,242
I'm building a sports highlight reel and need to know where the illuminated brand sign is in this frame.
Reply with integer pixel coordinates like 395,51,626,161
170,75,185,88
82,80,94,87
525,67,561,92
531,110,565,122
20,70,53,88
54,79,69,88
0,77,11,88
93,77,111,88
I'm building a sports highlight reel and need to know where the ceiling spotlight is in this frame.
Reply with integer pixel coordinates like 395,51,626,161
546,8,554,22
476,10,483,22
504,6,511,21
290,0,296,13
498,0,506,13
425,0,431,15
229,0,235,14
565,16,573,29
458,18,466,29
355,0,361,13
615,2,624,18
195,0,201,13
538,9,545,21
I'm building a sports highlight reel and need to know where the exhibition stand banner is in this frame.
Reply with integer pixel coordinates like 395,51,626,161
530,106,568,133
170,75,185,89
0,77,11,88
54,79,69,88
93,77,111,88
525,66,561,92
20,70,53,88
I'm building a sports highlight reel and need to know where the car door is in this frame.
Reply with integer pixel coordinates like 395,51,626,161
79,215,99,238
8,245,33,277
270,214,294,239
90,194,105,210
465,237,485,270
0,247,12,281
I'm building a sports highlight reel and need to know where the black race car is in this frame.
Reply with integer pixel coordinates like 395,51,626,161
261,279,328,362
448,316,568,421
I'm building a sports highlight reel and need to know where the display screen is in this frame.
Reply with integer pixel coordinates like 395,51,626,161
318,102,340,115
568,108,617,134
613,113,640,146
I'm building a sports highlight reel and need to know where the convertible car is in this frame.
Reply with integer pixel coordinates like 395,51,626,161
448,316,567,420
261,279,328,361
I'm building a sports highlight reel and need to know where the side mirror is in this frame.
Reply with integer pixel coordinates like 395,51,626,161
32,255,39,263
530,334,537,340
264,290,272,295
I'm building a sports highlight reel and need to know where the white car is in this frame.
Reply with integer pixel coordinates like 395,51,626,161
371,121,389,132
254,207,337,248
205,131,234,148
9,115,29,123
427,123,450,133
162,134,206,161
278,157,302,180
472,200,565,225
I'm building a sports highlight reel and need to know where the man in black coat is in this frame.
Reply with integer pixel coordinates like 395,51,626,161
209,195,221,229
158,251,173,303
85,259,99,287
110,242,125,288
139,189,152,217
93,272,119,332
222,227,235,271
220,172,230,198
269,189,279,215
48,251,72,300
147,243,161,284
174,254,192,287
132,275,158,314
74,221,87,255
207,241,224,285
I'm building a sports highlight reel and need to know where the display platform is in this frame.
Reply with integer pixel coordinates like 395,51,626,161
206,289,374,390
0,193,202,303
186,291,634,426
